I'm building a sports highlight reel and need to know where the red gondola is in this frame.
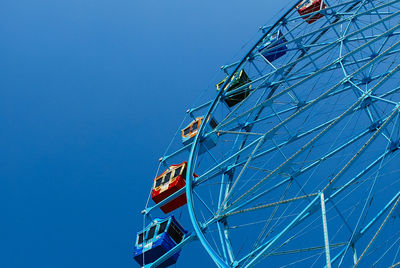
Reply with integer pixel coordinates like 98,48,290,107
297,0,326,24
152,162,188,214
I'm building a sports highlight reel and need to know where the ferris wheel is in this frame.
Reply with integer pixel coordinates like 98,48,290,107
134,0,400,267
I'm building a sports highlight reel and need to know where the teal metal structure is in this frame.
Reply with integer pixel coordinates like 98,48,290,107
141,0,400,267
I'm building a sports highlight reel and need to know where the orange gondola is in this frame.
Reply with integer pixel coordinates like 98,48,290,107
181,116,218,154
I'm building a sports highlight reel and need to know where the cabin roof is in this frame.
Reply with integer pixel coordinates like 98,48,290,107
153,161,187,181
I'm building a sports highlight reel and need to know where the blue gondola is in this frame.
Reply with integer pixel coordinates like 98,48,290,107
133,216,188,267
259,30,288,62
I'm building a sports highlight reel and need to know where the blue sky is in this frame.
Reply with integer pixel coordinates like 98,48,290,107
0,1,293,267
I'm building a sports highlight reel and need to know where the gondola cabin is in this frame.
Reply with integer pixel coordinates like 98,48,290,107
181,116,218,154
152,162,188,214
133,216,187,267
297,0,326,24
216,70,252,107
259,30,288,62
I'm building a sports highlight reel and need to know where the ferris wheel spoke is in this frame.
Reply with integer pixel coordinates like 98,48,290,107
267,198,362,260
347,79,395,142
195,137,263,185
347,32,400,42
216,130,264,136
370,94,399,106
237,195,322,267
220,192,319,219
265,242,347,256
216,221,231,263
329,148,395,201
200,176,293,230
333,119,400,265
194,189,216,217
294,126,371,176
218,137,266,211
323,105,400,193
264,201,356,267
367,0,390,32
330,192,400,267
371,232,400,266
357,191,400,243
249,180,294,252
329,164,399,265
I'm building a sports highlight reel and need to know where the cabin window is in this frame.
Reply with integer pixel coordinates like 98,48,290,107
183,126,191,136
210,118,218,129
137,232,144,244
168,222,184,244
216,78,226,90
174,166,183,178
157,221,168,235
155,178,163,188
192,121,200,131
163,171,172,184
146,225,157,241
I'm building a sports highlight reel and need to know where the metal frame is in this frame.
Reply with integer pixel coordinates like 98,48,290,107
141,0,400,267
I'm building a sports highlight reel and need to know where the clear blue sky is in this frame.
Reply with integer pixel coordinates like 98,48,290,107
0,1,292,267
